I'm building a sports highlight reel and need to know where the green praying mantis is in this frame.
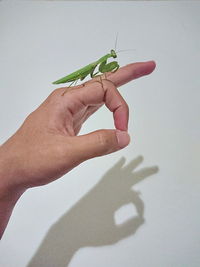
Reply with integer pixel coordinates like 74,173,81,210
52,35,134,86
52,49,119,85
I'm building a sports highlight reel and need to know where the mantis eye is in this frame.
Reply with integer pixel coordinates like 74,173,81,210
111,49,117,58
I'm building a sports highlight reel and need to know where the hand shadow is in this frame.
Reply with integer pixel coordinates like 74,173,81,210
28,156,159,267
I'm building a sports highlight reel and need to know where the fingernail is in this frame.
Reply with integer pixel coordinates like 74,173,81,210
116,130,130,148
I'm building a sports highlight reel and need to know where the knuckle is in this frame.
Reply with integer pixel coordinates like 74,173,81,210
51,87,73,97
124,101,129,112
66,88,78,99
51,87,63,96
102,79,116,91
97,131,111,150
90,78,116,92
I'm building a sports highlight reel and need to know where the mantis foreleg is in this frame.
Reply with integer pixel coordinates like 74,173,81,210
99,60,119,74
90,65,100,78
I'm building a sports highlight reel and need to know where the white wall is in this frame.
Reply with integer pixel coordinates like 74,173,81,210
0,1,200,267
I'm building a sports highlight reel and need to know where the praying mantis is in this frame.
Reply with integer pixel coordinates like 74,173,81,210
52,35,134,86
52,49,119,86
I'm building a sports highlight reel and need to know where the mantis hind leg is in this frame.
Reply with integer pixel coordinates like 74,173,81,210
61,79,78,96
62,73,85,96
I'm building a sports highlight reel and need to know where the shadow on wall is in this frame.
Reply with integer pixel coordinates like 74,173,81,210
28,156,159,267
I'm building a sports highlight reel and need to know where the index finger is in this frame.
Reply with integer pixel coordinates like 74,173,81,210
86,61,156,87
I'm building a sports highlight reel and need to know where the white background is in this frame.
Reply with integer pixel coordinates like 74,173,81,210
0,1,200,267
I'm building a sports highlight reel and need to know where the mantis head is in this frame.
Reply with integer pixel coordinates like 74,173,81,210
110,49,117,58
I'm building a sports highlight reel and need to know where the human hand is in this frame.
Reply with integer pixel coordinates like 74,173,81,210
0,61,156,193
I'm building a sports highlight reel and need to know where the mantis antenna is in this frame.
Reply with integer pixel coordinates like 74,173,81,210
114,32,119,51
114,33,136,53
116,49,136,53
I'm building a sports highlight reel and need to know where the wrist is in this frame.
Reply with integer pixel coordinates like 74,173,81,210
0,142,26,239
0,142,26,203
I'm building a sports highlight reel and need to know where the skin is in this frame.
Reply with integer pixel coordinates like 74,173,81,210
0,61,156,239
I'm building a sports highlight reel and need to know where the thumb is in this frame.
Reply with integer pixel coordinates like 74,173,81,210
72,129,130,161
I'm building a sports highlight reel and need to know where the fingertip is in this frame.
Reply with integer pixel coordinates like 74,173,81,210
116,130,130,149
145,60,156,74
133,60,156,78
114,107,129,132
